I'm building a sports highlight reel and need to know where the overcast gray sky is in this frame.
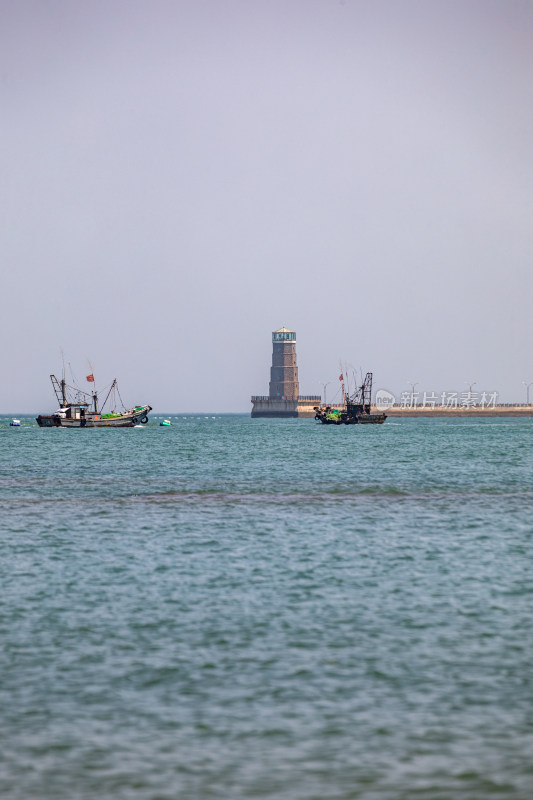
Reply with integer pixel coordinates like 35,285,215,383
1,0,532,412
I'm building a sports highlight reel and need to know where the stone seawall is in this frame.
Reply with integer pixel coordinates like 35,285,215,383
385,405,533,417
296,400,322,418
251,398,321,418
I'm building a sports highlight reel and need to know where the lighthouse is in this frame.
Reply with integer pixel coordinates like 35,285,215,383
251,327,320,418
269,327,299,400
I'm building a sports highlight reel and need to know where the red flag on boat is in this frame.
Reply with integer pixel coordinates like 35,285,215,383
339,374,343,381
86,374,95,382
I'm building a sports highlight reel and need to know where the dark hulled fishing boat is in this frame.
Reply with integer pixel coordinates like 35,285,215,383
314,372,386,425
36,373,152,428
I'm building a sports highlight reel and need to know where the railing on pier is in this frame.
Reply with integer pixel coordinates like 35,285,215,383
251,395,321,402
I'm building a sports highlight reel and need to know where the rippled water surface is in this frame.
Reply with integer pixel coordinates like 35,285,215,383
1,415,532,799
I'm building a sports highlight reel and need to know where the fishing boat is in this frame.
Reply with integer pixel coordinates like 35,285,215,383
314,372,387,425
36,373,152,428
10,418,21,427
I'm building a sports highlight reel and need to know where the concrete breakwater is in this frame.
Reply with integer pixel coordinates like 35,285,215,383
384,404,533,417
251,396,320,418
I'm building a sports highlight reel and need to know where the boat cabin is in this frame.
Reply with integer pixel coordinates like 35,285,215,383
61,403,91,420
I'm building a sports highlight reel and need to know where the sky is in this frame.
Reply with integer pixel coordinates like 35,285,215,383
1,0,532,412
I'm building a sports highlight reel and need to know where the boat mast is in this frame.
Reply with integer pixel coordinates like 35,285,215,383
99,379,117,413
60,349,66,406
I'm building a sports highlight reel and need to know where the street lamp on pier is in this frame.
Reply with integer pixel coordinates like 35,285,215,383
523,381,533,405
320,382,330,404
407,381,418,406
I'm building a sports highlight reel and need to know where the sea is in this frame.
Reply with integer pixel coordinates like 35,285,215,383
1,414,532,800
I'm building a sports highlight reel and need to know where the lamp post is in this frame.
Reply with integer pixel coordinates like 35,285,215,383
465,381,477,395
523,381,533,405
320,382,330,404
407,381,418,407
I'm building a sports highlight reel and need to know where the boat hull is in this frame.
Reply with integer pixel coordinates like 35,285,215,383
36,405,152,428
352,413,387,424
314,408,387,425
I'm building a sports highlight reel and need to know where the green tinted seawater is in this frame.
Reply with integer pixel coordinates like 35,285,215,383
1,415,532,799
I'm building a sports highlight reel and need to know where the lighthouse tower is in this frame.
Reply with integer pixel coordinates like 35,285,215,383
251,327,320,417
269,327,299,400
